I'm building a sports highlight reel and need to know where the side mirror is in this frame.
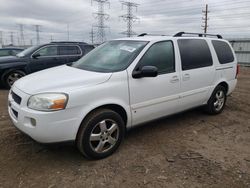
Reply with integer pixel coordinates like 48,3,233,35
32,53,41,59
132,66,158,78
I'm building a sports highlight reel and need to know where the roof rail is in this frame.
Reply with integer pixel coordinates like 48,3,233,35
50,41,87,44
173,32,223,39
137,33,167,37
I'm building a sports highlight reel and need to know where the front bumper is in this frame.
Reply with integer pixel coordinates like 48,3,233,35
8,86,82,143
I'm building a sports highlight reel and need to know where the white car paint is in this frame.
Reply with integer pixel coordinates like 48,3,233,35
8,36,238,143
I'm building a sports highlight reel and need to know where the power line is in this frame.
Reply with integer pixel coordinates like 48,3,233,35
91,0,110,44
119,1,139,37
202,4,209,34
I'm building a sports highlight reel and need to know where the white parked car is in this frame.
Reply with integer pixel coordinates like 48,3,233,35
8,32,238,159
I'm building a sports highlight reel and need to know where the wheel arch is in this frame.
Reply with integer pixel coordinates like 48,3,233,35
75,102,130,139
216,81,229,94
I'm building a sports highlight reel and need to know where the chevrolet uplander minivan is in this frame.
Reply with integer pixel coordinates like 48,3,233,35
8,32,238,159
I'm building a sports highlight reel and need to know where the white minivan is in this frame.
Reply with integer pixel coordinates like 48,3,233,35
8,32,238,159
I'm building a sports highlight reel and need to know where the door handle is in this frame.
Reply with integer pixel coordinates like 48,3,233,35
170,75,179,83
183,73,190,81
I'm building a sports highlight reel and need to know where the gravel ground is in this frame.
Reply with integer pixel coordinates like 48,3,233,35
0,67,250,188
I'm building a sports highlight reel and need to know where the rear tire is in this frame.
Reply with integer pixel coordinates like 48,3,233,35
205,85,227,115
2,70,26,89
76,109,125,159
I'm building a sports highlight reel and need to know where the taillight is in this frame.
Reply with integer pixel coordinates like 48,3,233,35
236,64,240,78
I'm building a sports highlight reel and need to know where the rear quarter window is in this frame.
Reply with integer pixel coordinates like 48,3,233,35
212,40,234,64
178,39,213,70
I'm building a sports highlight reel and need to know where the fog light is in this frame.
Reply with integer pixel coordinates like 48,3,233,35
30,118,36,127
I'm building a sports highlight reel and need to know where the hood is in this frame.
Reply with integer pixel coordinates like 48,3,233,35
14,65,112,94
0,56,25,64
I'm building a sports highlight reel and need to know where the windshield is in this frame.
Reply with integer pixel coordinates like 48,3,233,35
71,40,148,72
16,46,38,57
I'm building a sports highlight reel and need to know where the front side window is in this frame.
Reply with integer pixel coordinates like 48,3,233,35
72,40,148,72
35,46,58,57
212,40,234,64
137,41,175,74
58,45,81,55
178,39,213,70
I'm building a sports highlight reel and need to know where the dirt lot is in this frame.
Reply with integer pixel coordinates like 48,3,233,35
0,67,250,188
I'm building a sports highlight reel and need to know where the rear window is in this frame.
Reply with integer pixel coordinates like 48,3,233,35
212,40,234,64
58,45,81,55
178,39,213,70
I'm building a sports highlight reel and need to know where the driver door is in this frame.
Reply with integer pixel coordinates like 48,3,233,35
29,45,59,73
128,41,181,125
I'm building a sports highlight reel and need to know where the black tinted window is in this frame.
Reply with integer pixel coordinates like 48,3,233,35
138,41,175,74
59,46,81,55
178,39,213,70
84,45,94,54
212,40,234,64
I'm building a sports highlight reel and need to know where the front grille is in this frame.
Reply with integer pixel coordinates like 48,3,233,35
11,91,22,105
11,108,18,118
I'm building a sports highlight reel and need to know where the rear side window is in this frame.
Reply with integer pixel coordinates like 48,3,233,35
212,40,234,64
178,39,213,70
58,45,81,55
0,50,11,56
137,41,175,74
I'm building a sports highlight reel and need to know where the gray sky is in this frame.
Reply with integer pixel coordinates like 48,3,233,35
0,0,249,45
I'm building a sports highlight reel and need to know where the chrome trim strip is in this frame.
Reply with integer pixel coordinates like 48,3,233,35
216,66,233,71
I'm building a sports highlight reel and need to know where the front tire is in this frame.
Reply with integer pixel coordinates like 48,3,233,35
2,70,26,89
76,109,125,159
205,85,227,115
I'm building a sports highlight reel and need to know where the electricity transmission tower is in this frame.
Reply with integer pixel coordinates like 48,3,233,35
89,27,95,44
18,24,25,46
119,1,139,37
34,25,41,45
91,0,110,44
202,4,209,34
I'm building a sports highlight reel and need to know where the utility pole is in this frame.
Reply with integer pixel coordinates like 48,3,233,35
89,27,95,44
91,0,110,44
67,24,69,41
50,35,53,42
18,24,25,46
119,1,139,37
202,4,209,34
10,31,14,45
0,31,3,46
34,25,41,45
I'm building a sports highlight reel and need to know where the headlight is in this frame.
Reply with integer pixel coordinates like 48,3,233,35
28,93,68,111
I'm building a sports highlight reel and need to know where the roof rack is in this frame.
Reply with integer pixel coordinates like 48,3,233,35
137,33,167,37
173,32,223,39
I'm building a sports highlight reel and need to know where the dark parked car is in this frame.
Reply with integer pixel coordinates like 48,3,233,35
0,48,24,57
0,42,94,88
